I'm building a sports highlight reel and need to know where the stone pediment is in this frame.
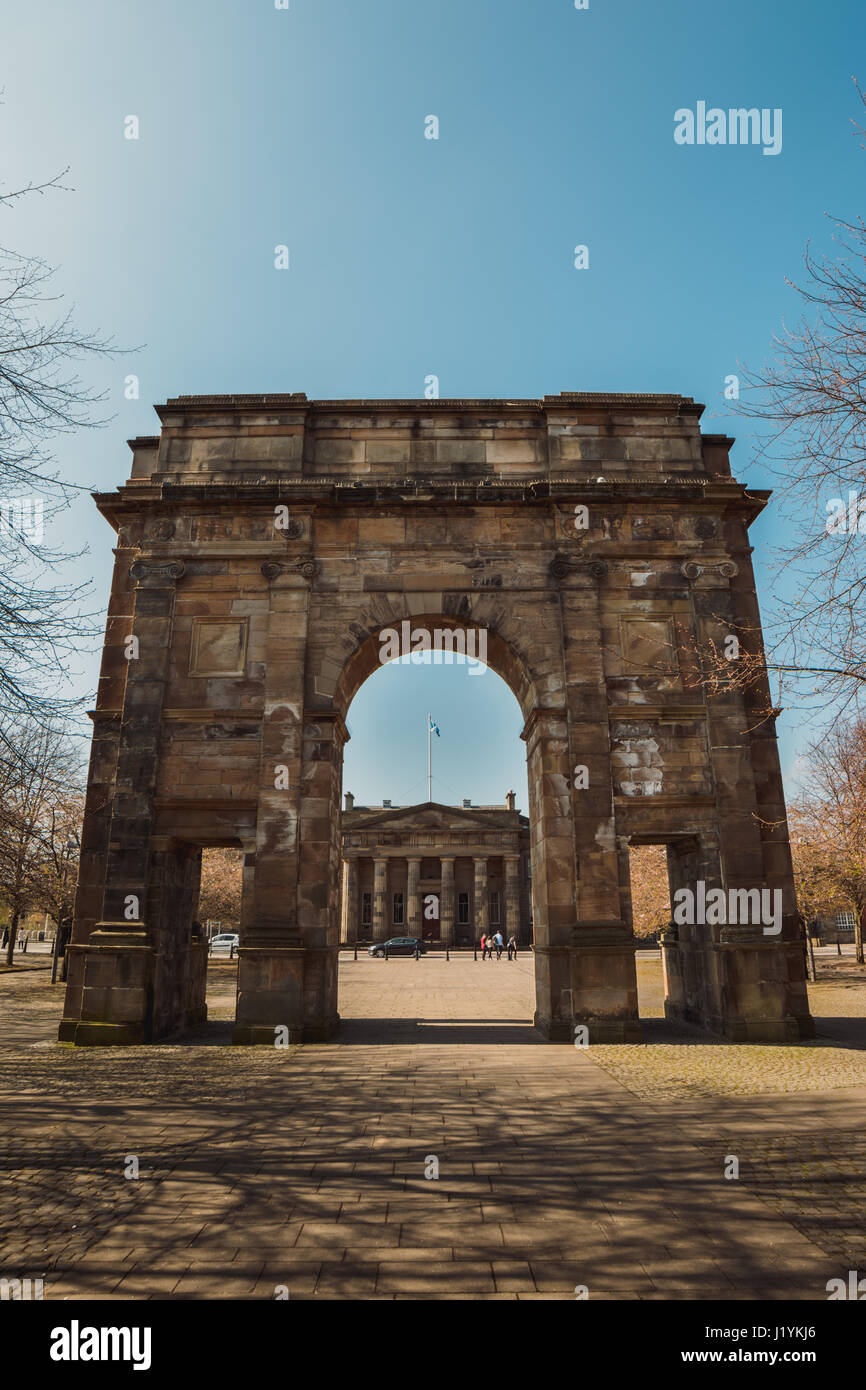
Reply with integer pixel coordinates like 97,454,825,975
346,802,514,833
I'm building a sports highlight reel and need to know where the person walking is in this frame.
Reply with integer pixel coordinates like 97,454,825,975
507,935,518,960
493,929,504,960
480,933,488,960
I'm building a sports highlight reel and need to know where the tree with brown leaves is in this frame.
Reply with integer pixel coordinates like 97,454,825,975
788,718,866,964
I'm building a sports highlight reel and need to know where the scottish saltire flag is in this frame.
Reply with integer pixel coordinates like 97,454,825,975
430,717,440,737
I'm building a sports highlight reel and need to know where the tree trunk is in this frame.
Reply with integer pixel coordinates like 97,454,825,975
856,902,865,966
5,909,20,968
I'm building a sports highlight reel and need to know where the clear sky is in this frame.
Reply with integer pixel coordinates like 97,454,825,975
3,0,864,804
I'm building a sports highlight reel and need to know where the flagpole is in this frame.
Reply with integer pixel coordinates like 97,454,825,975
427,713,432,802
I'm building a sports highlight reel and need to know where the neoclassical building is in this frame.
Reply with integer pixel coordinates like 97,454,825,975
340,793,532,945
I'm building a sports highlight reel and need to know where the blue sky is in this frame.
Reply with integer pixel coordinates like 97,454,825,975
3,0,864,805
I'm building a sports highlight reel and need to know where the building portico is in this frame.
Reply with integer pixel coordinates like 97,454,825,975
339,794,531,946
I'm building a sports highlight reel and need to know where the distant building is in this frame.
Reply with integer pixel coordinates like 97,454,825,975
340,792,531,945
806,910,858,946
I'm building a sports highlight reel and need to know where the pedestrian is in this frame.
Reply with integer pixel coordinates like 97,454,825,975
493,929,504,960
507,935,518,960
480,933,488,960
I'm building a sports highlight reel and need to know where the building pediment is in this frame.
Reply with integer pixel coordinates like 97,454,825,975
343,802,526,834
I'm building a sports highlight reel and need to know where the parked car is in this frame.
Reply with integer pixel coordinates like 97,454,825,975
368,936,427,958
210,932,240,952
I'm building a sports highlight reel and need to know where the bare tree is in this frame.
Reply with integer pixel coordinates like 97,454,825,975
0,722,84,965
0,131,120,736
735,80,866,713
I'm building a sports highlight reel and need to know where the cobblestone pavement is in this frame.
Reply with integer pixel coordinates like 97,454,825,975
0,955,863,1300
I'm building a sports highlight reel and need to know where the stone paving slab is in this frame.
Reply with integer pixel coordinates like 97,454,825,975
0,957,864,1299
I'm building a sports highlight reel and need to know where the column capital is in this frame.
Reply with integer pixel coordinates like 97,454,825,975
129,558,186,586
261,556,318,582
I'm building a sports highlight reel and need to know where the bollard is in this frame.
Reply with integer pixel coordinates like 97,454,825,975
414,943,420,960
446,946,450,961
353,943,358,961
384,945,389,961
473,945,477,961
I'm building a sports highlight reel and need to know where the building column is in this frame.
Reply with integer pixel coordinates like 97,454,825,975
373,856,388,942
504,854,521,943
406,858,421,938
473,857,489,942
342,857,359,943
440,857,455,945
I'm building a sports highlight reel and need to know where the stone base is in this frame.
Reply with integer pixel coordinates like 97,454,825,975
534,1012,643,1043
233,943,339,1045
661,935,815,1042
664,1000,812,1043
57,925,156,1047
533,932,641,1045
57,1019,150,1046
232,1016,340,1046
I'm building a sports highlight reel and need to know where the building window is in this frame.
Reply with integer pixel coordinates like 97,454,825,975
393,893,404,925
361,893,372,927
489,891,500,925
458,892,470,925
836,911,856,931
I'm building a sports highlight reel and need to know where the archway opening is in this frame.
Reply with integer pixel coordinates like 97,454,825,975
334,630,539,1042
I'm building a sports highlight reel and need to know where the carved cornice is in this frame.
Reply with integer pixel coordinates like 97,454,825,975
261,556,318,581
680,558,739,582
549,554,608,582
128,559,186,583
520,705,569,745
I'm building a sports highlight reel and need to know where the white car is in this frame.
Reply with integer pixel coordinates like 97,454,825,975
210,933,240,952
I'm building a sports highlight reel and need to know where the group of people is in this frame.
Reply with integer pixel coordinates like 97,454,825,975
480,931,518,961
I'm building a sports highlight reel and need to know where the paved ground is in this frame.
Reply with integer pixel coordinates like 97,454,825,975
0,953,864,1300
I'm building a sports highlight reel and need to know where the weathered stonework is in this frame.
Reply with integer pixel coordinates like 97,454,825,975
58,392,813,1046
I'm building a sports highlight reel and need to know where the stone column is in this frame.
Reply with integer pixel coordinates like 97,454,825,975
529,560,640,1043
682,557,812,1040
473,857,489,942
59,558,185,1046
440,857,455,945
504,854,520,943
234,558,333,1044
373,857,389,942
406,858,421,938
343,857,359,943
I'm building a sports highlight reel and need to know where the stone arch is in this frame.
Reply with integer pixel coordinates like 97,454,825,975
329,607,540,723
58,390,813,1049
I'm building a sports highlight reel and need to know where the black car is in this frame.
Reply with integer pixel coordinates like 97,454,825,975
368,937,428,958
